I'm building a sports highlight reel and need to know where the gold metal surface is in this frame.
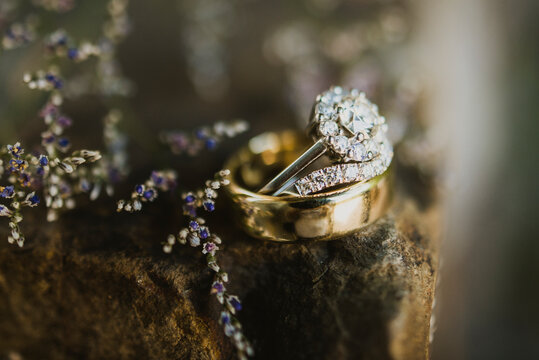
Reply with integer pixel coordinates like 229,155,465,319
224,131,393,242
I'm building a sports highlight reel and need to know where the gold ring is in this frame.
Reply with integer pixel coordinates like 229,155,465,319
224,130,393,242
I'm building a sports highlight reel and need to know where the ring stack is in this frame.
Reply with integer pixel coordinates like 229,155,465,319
296,86,393,195
224,131,393,241
225,85,395,241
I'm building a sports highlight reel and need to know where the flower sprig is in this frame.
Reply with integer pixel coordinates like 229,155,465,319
44,29,101,61
23,69,63,91
117,169,254,359
0,141,101,245
160,119,249,156
1,0,75,53
21,70,106,221
1,0,132,245
116,170,177,213
169,170,254,360
2,16,38,50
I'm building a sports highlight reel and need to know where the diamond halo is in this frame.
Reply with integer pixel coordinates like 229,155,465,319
310,86,389,164
292,86,393,196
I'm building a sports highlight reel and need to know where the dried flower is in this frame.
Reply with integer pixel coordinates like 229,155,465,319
160,120,249,156
118,169,253,358
1,0,132,245
116,170,177,212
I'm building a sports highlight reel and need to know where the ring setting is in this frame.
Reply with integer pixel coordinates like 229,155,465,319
311,86,389,163
259,86,393,196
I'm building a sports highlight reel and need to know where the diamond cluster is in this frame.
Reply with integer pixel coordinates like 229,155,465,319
311,86,390,163
294,147,393,196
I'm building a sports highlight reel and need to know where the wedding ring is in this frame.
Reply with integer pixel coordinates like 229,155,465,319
224,131,393,242
259,86,393,196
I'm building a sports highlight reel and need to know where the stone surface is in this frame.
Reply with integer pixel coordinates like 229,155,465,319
0,160,439,360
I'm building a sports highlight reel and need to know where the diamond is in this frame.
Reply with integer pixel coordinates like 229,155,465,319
364,140,380,158
308,87,393,171
319,86,347,106
295,178,313,196
316,103,335,119
325,165,343,186
319,120,339,136
331,136,349,154
343,164,360,182
338,102,376,134
349,142,367,162
362,163,374,179
310,170,327,192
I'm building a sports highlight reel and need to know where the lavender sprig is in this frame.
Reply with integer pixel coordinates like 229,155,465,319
21,70,105,222
117,169,254,359
0,140,100,245
116,170,177,212
0,0,133,247
160,119,249,156
1,16,37,50
170,170,254,359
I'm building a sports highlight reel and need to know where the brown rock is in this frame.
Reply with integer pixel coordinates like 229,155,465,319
0,166,438,360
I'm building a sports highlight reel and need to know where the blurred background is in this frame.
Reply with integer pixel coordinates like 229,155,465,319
0,0,537,358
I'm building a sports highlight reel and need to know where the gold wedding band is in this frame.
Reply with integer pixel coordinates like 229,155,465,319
224,131,393,242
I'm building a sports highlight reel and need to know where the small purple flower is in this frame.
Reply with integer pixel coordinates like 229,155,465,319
9,158,26,172
45,74,63,89
135,184,144,195
143,189,155,200
28,194,40,205
195,129,206,139
227,296,242,312
184,193,195,204
39,155,49,166
57,116,72,127
205,138,217,150
0,186,15,198
189,220,199,231
40,103,58,118
202,241,218,255
220,311,231,325
151,171,164,186
199,227,210,239
7,143,23,157
19,173,31,187
43,133,56,144
58,138,70,148
211,281,225,294
67,48,78,60
203,200,215,212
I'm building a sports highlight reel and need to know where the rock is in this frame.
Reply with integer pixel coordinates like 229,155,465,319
0,163,439,360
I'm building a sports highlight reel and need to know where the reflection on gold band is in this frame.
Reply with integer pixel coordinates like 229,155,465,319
224,131,393,242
